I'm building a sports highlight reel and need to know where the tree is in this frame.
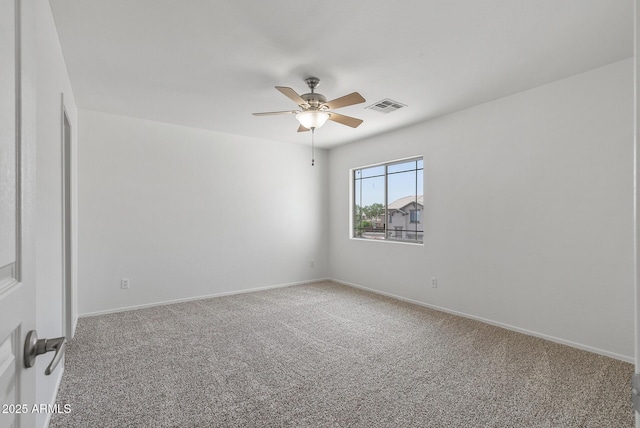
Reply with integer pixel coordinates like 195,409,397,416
365,203,385,227
354,205,368,236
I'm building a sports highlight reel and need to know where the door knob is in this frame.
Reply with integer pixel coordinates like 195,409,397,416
24,330,66,375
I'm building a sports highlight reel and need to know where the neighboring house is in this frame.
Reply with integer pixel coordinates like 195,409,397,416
387,195,424,240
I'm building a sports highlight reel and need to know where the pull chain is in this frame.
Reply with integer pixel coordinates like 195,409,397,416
311,128,315,166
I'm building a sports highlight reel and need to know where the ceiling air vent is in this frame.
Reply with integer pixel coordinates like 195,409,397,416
366,98,407,113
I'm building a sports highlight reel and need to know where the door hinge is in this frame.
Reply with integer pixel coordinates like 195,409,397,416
632,373,640,412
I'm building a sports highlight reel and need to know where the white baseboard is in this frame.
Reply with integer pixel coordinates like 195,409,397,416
329,277,634,364
79,278,331,318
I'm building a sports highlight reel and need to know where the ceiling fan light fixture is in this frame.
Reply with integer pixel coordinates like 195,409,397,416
296,111,329,129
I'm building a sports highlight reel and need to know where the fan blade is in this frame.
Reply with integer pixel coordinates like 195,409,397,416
323,92,365,110
328,112,363,128
252,110,299,116
297,125,310,132
276,86,310,108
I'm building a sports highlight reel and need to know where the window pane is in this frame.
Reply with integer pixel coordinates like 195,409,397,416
387,169,421,241
358,165,385,178
354,180,363,229
353,174,385,239
388,160,418,174
410,167,423,242
388,170,411,201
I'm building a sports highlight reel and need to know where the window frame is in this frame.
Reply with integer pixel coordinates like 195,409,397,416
351,156,424,245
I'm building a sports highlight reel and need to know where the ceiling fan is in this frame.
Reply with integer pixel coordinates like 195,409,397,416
253,77,366,132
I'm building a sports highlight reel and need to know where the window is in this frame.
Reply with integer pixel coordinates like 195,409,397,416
353,157,423,243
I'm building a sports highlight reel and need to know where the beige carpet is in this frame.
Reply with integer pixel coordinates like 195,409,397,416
50,281,633,427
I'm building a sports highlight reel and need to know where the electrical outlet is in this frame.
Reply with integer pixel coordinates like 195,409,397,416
431,277,437,288
121,278,130,289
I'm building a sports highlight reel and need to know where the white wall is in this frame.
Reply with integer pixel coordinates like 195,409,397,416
77,110,328,314
34,0,78,426
328,59,634,361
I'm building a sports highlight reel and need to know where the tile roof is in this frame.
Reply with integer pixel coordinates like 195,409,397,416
388,195,424,210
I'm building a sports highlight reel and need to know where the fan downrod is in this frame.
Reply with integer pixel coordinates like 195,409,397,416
305,77,320,92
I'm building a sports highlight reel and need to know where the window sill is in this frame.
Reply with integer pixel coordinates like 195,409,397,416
350,237,424,246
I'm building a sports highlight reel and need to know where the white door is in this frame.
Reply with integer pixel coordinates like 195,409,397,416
635,2,640,427
0,0,37,427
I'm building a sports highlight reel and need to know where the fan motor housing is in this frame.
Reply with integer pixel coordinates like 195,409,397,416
301,93,327,109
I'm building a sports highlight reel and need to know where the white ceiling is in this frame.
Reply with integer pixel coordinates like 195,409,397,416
49,0,632,149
